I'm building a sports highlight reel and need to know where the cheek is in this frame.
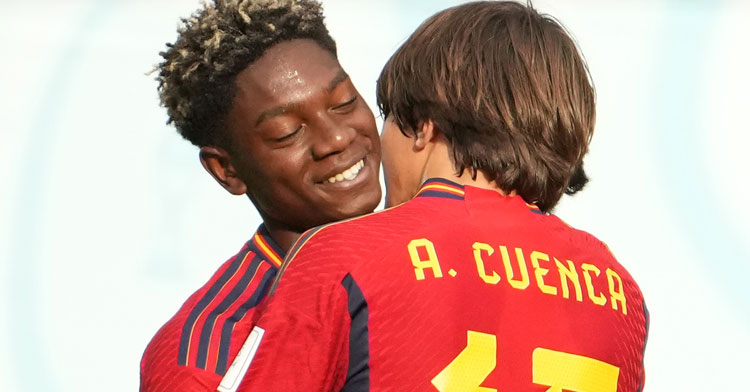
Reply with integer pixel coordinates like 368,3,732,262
243,149,307,193
353,106,379,142
380,130,396,174
381,129,410,188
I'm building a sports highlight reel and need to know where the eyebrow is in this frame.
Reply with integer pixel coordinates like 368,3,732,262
326,69,350,93
254,69,350,127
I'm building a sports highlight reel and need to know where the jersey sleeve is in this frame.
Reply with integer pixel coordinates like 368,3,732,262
140,360,222,392
140,328,223,392
235,273,354,391
140,260,278,392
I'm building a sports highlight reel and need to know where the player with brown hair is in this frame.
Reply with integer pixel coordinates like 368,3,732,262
237,1,647,391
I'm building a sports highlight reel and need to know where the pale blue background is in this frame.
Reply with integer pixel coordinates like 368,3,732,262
1,0,748,390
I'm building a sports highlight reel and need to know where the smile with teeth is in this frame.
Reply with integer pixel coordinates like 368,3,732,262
327,159,365,184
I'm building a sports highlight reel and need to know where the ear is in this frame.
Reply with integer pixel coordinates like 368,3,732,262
199,146,247,196
413,119,437,151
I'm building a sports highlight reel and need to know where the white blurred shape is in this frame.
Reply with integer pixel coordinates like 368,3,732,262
700,2,750,252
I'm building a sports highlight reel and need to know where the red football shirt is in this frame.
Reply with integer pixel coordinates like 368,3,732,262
239,178,648,391
140,225,285,392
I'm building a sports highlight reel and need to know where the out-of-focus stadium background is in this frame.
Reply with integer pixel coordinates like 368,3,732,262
1,0,748,390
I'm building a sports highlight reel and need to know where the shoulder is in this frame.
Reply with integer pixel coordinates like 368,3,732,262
549,215,644,295
293,197,451,260
280,201,435,277
141,241,279,387
265,203,430,311
540,212,619,259
140,299,223,391
565,223,630,272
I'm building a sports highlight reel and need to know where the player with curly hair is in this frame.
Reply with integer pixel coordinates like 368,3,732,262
140,0,381,390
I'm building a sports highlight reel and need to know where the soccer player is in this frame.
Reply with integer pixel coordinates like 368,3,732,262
139,0,381,390
238,1,648,391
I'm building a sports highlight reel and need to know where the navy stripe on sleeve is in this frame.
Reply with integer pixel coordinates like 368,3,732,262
341,274,370,392
178,246,251,366
416,190,464,200
195,255,263,369
215,267,276,375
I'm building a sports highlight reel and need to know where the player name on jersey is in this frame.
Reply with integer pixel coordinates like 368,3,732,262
408,238,628,315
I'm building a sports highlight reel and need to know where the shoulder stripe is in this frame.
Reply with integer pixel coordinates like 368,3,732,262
267,225,326,296
416,190,464,200
419,183,465,195
251,231,284,267
422,177,465,188
415,178,465,200
178,245,252,366
195,254,264,370
525,202,546,215
341,274,370,391
215,266,277,375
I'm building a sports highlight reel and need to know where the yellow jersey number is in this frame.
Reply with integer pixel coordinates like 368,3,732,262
431,331,620,392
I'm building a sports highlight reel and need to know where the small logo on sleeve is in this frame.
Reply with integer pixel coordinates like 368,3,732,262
217,326,265,392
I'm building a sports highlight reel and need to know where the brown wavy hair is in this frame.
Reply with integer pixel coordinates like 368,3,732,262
377,1,595,212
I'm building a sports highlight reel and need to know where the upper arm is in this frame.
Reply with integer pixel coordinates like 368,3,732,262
140,357,222,392
236,275,352,391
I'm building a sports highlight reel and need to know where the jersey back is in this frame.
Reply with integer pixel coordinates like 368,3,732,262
246,179,648,392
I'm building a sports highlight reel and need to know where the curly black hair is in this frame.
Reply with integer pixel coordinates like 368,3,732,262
156,0,336,148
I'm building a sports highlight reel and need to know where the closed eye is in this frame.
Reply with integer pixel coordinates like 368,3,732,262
332,96,357,112
275,125,302,142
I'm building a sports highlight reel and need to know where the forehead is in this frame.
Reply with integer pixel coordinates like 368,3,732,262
232,39,342,112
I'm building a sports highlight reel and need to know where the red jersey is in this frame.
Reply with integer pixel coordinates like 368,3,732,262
239,178,648,392
140,225,285,392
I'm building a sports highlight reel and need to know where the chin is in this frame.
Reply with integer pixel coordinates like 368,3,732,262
340,191,381,220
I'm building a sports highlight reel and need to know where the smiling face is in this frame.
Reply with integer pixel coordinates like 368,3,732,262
224,39,381,238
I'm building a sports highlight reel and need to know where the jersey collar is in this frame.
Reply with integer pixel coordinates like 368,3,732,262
415,178,466,200
462,183,546,215
417,177,545,215
250,224,286,267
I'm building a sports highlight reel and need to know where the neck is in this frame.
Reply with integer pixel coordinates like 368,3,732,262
421,138,512,196
261,223,300,253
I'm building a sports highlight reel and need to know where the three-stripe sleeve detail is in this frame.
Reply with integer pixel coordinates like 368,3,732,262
194,255,264,369
178,246,252,366
214,266,276,375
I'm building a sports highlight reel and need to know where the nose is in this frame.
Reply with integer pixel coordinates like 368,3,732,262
311,118,357,160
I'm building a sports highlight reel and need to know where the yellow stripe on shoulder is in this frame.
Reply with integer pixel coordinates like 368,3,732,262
419,183,465,196
253,233,283,267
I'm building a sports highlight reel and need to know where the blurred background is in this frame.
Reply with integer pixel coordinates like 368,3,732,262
1,0,748,390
